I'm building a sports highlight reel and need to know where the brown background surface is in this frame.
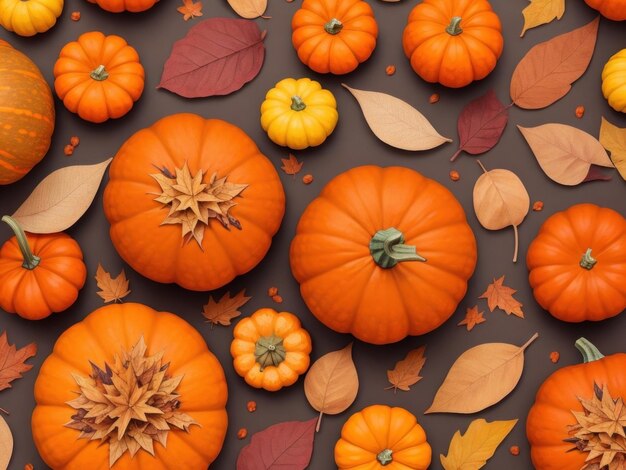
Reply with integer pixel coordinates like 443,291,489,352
1,0,625,468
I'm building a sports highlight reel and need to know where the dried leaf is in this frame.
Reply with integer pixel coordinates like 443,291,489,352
0,332,37,392
236,418,316,470
228,0,268,19
281,154,303,176
304,344,358,431
520,0,565,37
600,117,626,181
95,264,130,303
11,159,112,234
458,306,487,331
177,0,203,20
511,17,599,109
202,290,251,326
385,346,426,393
425,333,538,414
473,161,530,263
480,276,524,318
440,418,518,470
518,123,614,185
342,84,452,151
0,415,12,470
451,90,509,161
159,18,266,98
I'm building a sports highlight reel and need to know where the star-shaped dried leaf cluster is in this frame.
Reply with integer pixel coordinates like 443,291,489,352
65,338,198,468
566,383,626,470
150,163,247,247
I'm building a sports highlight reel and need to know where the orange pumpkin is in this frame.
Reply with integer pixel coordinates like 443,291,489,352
527,338,626,469
289,165,477,345
0,216,86,320
86,0,158,12
584,0,626,20
54,31,145,123
291,0,378,75
32,302,228,469
335,405,432,469
527,203,626,322
402,0,503,88
231,308,312,391
103,113,285,292
0,40,54,185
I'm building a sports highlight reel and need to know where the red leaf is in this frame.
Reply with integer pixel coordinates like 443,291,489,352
451,90,509,161
159,18,266,98
237,418,316,470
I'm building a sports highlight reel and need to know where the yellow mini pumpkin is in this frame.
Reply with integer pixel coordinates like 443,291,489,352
0,0,63,36
602,49,626,113
260,78,338,150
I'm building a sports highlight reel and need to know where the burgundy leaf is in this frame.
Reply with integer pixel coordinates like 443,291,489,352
583,166,612,183
451,90,509,161
158,18,266,98
237,418,316,470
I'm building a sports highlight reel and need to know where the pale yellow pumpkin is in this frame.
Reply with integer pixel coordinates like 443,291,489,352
602,49,626,113
0,0,63,37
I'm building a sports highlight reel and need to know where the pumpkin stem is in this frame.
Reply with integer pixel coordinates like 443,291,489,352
90,64,109,81
1,215,40,270
377,449,393,466
575,338,604,363
324,18,343,35
291,95,307,111
370,227,426,269
255,335,286,371
445,16,463,36
580,248,597,270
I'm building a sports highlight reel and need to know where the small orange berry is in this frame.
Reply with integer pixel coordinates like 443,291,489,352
429,93,440,104
533,201,544,211
268,287,278,297
70,136,80,147
247,401,257,412
237,428,248,439
575,105,585,118
64,145,74,156
302,174,314,185
509,445,520,456
272,295,283,304
385,65,396,76
449,170,460,181
70,11,81,21
550,351,560,363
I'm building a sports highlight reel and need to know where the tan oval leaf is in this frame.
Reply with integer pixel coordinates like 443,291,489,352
518,123,614,186
304,343,358,431
11,158,112,233
600,117,626,181
520,0,564,37
425,333,538,414
342,84,451,151
0,415,13,470
227,0,268,19
473,162,530,262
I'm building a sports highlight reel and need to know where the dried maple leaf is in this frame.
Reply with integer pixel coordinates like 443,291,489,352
177,0,203,20
281,154,303,176
457,306,486,331
0,332,37,392
385,346,426,393
479,276,524,318
95,264,130,303
202,290,251,327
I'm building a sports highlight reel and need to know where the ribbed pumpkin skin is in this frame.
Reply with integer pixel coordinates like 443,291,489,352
290,165,477,345
0,232,86,320
0,40,54,185
602,49,626,113
527,353,626,470
584,0,626,20
103,113,286,292
527,204,626,322
32,303,228,469
0,0,63,36
86,0,158,12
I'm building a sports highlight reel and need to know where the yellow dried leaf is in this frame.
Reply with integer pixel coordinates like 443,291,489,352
600,117,626,181
227,0,268,19
520,0,565,37
95,264,130,303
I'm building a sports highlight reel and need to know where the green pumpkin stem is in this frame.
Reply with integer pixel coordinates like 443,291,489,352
1,215,40,270
370,227,426,269
291,95,307,111
580,248,597,270
90,64,109,81
575,338,604,363
377,449,393,466
446,16,463,36
324,18,343,35
255,335,286,371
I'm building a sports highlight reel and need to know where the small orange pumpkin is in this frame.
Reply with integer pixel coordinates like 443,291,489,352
54,31,145,123
231,308,312,392
584,0,626,20
86,0,158,12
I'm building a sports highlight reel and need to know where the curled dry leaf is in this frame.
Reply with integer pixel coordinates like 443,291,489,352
95,264,130,303
520,0,565,37
511,17,599,109
440,418,518,470
304,343,358,432
11,159,112,234
518,123,614,185
342,84,451,151
202,289,251,327
480,276,524,318
385,345,426,393
0,331,37,392
599,117,626,181
473,161,530,263
425,333,538,414
228,0,268,19
0,415,12,470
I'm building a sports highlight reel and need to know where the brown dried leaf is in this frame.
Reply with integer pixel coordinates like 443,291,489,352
479,276,524,318
95,264,130,303
0,332,37,392
281,154,303,176
600,117,626,181
0,415,12,470
202,290,251,326
458,306,487,331
227,0,268,19
386,346,426,393
520,0,565,37
177,0,203,20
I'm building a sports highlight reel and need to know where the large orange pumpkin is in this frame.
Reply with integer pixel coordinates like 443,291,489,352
86,0,158,12
32,303,228,469
584,0,626,20
103,113,285,291
290,165,477,345
0,40,54,185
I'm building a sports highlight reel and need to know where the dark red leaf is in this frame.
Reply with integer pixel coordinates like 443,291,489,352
237,418,316,470
158,18,266,98
451,90,509,161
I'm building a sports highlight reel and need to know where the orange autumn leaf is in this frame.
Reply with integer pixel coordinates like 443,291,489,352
0,331,37,392
480,276,524,318
385,346,426,393
457,306,486,331
202,290,251,327
178,0,203,21
95,264,130,303
281,154,303,176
